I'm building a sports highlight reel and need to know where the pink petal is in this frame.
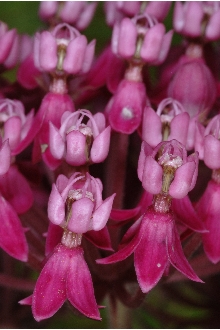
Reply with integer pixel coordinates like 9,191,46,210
65,130,87,166
167,224,203,282
134,212,169,293
92,194,116,231
63,35,87,74
142,106,162,147
0,139,10,175
118,18,137,59
48,184,65,225
81,39,96,73
68,197,94,233
4,116,22,150
0,196,28,261
137,141,153,181
169,112,190,145
45,223,63,256
204,135,220,169
90,126,111,163
49,122,65,160
39,31,57,71
169,161,196,199
32,244,69,321
142,156,163,194
141,23,165,63
110,206,141,221
66,247,101,320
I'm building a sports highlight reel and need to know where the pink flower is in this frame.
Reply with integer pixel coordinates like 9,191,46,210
0,99,35,155
49,109,111,167
138,140,198,199
21,243,101,321
0,21,18,68
105,78,147,134
97,206,202,293
112,14,173,65
48,172,115,233
173,2,220,41
142,98,190,147
34,23,95,75
39,2,97,30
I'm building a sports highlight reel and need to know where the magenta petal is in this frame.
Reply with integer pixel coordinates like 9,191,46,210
32,244,69,321
4,116,21,150
141,23,165,63
110,206,141,221
167,225,203,282
63,35,87,74
19,295,33,305
0,139,10,175
118,18,137,59
96,221,142,265
45,223,63,256
84,226,113,251
142,106,162,147
119,216,142,249
66,247,101,320
39,31,57,71
0,196,28,261
172,196,207,233
134,213,169,293
68,197,94,233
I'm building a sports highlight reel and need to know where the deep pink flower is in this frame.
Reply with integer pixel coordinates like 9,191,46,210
49,109,111,167
21,243,101,321
34,23,95,75
168,57,217,119
32,92,75,168
105,78,147,134
196,179,220,264
97,206,202,293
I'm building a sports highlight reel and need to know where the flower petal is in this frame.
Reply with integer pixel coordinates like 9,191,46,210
32,244,69,321
66,247,101,320
167,224,203,282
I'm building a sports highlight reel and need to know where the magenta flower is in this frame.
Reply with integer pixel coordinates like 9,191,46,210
196,179,220,264
97,206,202,293
49,109,111,167
34,23,95,75
105,78,147,134
142,98,190,147
32,92,75,168
21,243,101,321
168,57,217,119
112,14,173,65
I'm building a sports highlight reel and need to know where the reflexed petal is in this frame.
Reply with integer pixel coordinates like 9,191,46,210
66,247,101,320
32,244,69,321
134,213,169,293
167,224,203,282
0,196,28,261
45,223,63,256
172,196,207,233
110,206,141,221
85,226,113,251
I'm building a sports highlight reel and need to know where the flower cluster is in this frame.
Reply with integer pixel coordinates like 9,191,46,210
1,1,220,327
